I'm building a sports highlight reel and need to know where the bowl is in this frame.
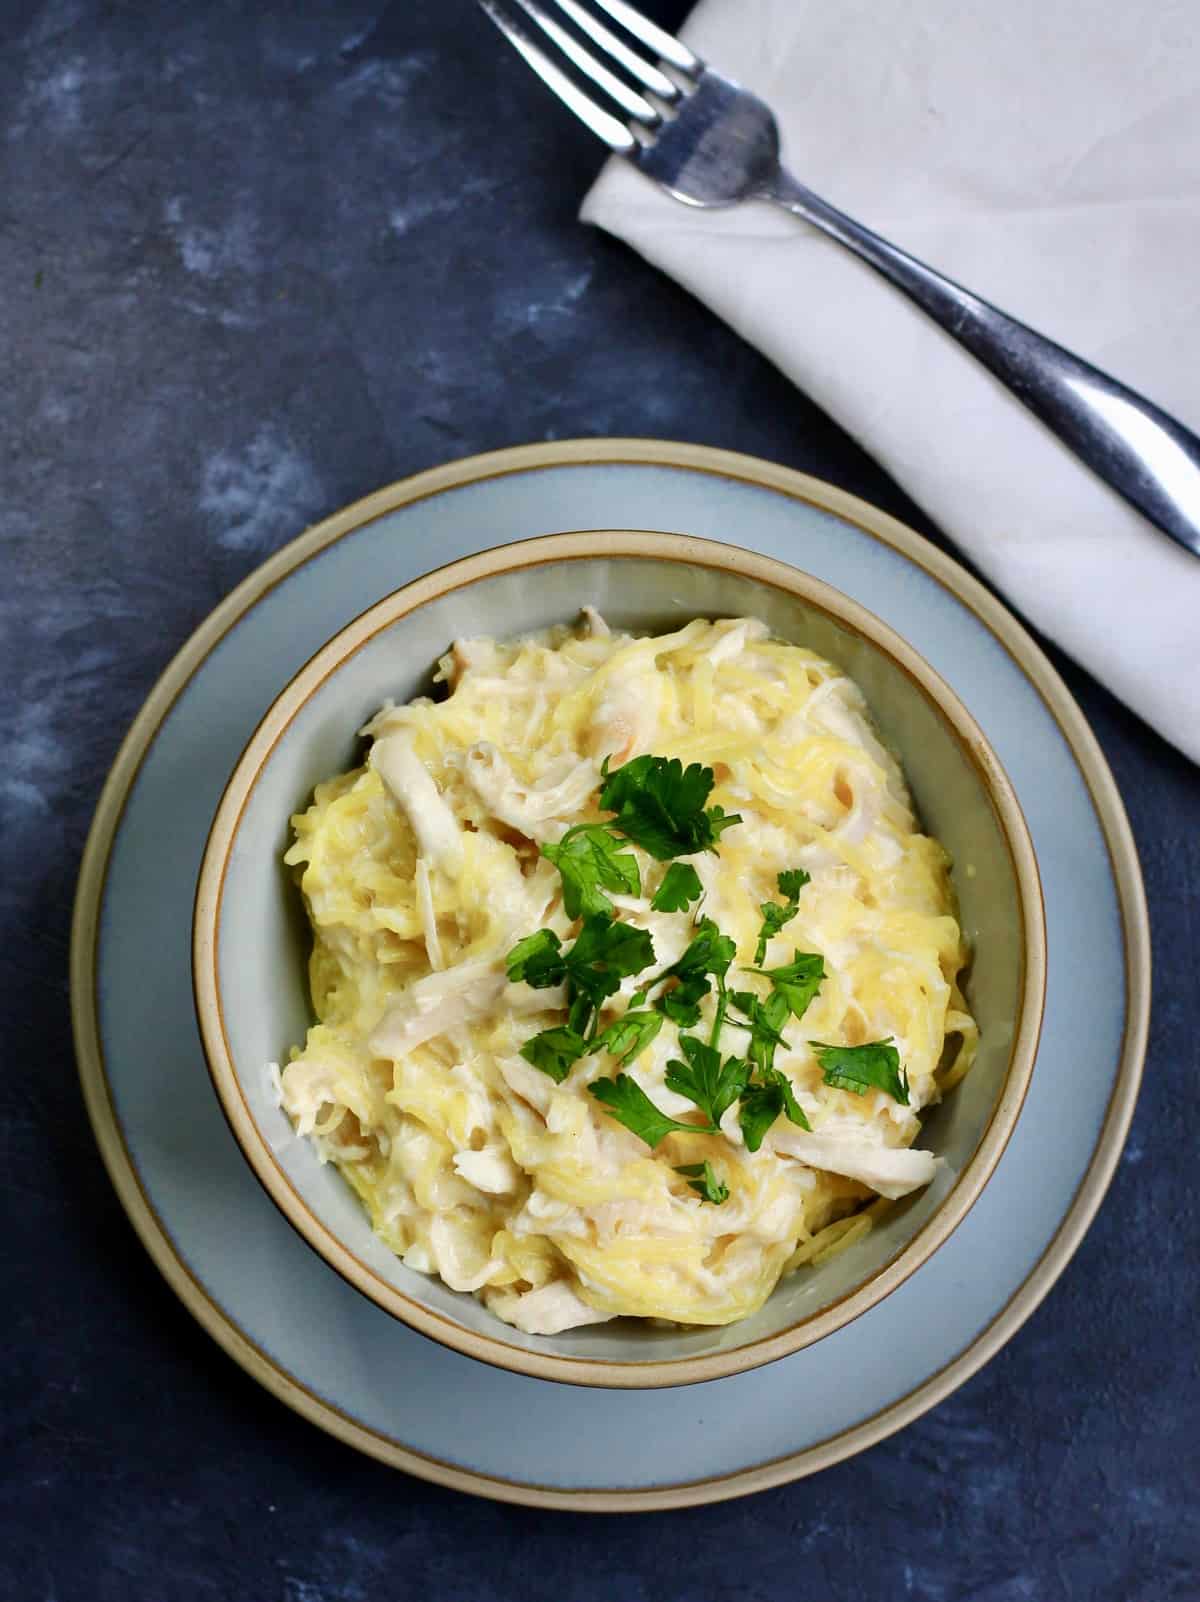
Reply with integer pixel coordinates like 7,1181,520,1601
193,530,1045,1387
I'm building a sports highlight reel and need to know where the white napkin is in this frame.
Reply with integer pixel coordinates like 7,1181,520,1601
582,0,1200,763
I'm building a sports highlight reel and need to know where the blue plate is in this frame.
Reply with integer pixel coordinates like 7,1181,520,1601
71,441,1149,1510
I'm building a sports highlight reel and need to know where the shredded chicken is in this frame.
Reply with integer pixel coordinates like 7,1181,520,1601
490,1279,616,1335
495,1053,556,1116
413,857,444,970
701,616,768,666
368,961,506,1057
831,763,904,861
462,742,598,840
588,670,662,764
453,1145,522,1196
442,636,504,690
370,734,462,869
428,1215,503,1293
772,1126,939,1200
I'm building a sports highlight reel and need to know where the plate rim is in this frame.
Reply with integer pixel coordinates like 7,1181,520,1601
70,438,1150,1511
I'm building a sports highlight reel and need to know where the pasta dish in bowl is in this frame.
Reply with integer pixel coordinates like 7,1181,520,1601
193,531,1043,1386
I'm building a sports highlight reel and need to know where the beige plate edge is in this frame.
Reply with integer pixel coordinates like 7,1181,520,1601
69,438,1151,1512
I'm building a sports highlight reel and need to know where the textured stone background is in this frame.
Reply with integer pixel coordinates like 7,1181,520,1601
2,2,1197,1598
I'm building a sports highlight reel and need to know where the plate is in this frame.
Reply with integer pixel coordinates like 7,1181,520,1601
71,440,1149,1510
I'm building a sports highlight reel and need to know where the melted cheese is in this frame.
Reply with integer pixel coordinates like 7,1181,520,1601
278,615,977,1331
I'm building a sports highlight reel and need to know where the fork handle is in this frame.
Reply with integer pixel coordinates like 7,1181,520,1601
763,171,1200,559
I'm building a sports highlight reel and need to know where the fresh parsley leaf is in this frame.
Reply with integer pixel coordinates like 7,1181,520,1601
811,1039,911,1105
642,917,736,1027
570,915,656,981
588,1073,706,1148
564,963,620,1021
777,868,811,902
747,951,825,1022
671,917,737,983
520,1026,589,1083
593,1009,663,1066
512,916,657,1050
706,805,741,843
737,1067,811,1152
766,1065,810,1129
563,914,657,1022
752,867,812,965
599,755,742,860
674,1161,729,1204
737,1084,779,1152
753,903,795,967
567,994,593,1037
541,825,640,920
650,861,703,913
505,929,565,988
664,1037,749,1128
728,988,791,1074
654,972,709,1028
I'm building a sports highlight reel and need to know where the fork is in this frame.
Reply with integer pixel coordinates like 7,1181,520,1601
479,0,1200,560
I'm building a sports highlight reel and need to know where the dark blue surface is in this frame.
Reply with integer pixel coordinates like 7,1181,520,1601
1,2,1197,1598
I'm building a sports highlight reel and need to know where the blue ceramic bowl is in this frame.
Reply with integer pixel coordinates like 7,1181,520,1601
193,530,1044,1388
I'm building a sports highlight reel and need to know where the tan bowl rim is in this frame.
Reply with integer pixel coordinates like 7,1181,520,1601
192,528,1046,1388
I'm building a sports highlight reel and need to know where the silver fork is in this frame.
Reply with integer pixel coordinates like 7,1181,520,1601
479,0,1200,560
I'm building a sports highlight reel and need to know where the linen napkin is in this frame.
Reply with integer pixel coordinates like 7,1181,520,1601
582,0,1200,764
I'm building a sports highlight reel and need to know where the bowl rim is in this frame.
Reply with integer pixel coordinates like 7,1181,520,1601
192,528,1047,1388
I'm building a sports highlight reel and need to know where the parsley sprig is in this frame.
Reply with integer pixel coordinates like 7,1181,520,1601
599,754,740,860
541,826,641,920
504,754,911,1199
588,1073,710,1146
674,1161,729,1204
650,861,703,913
664,1037,749,1130
525,755,734,924
753,868,811,965
746,950,826,1023
739,1068,811,1152
639,917,737,1035
812,1039,911,1105
506,916,656,1081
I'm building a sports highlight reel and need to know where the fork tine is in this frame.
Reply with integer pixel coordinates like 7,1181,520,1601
548,0,679,101
587,0,701,75
478,0,637,152
510,0,660,123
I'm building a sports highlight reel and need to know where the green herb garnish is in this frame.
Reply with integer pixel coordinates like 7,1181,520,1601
507,916,656,1064
663,1037,750,1130
541,824,641,920
599,754,741,860
647,916,738,1035
674,1161,729,1204
508,753,911,1190
752,868,811,965
728,988,791,1075
592,1009,663,1066
517,1008,666,1083
569,913,655,993
747,950,825,1023
505,927,568,988
811,1039,910,1105
655,974,710,1029
669,918,737,984
519,1026,589,1083
650,861,704,914
738,1067,811,1152
587,1073,712,1147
